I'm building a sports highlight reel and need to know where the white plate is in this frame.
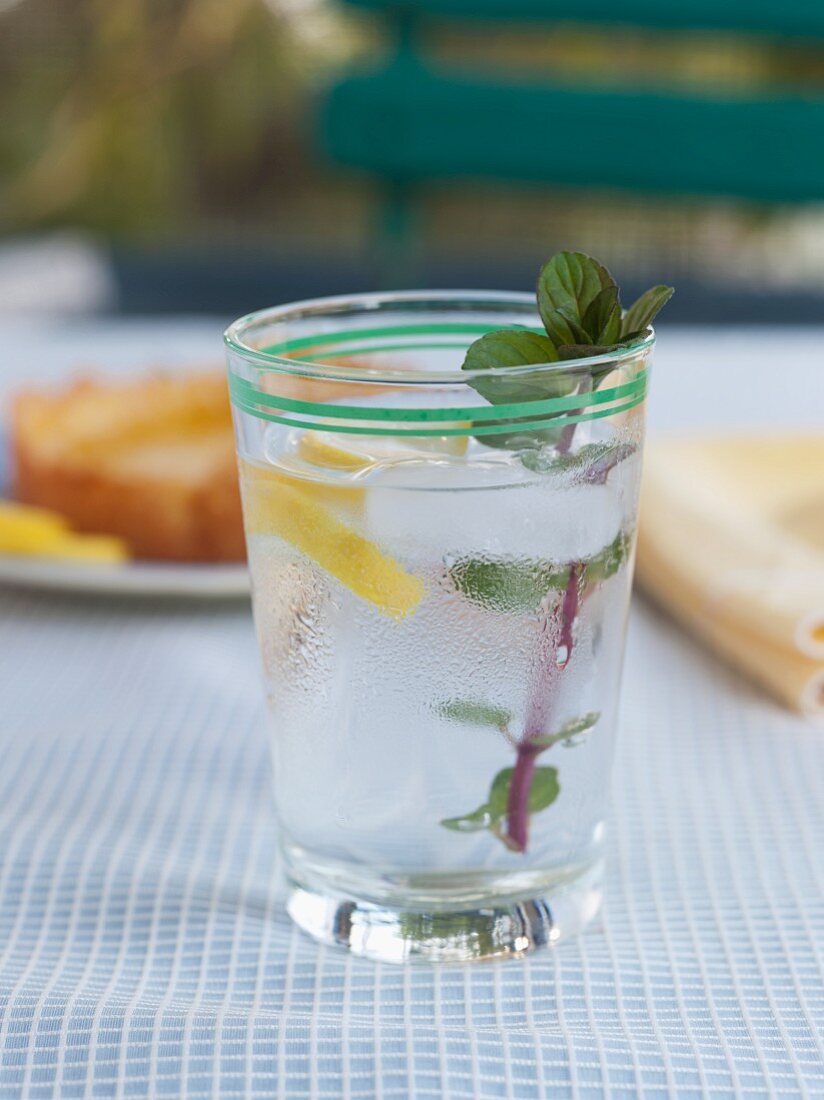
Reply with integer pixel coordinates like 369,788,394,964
0,553,250,598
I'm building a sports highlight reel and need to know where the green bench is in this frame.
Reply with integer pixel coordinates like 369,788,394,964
316,0,824,253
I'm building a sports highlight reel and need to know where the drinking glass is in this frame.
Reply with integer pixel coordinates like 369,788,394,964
225,292,653,963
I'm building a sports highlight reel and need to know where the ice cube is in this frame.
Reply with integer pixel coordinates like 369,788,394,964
365,461,625,565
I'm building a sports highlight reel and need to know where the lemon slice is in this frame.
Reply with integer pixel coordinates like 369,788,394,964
413,433,469,457
280,433,367,516
296,433,373,471
298,429,469,466
29,533,130,563
0,500,69,551
0,500,128,562
241,465,424,620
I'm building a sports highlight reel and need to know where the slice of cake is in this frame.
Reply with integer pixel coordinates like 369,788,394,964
10,371,245,562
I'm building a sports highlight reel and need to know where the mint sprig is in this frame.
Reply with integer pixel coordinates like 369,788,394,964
441,765,560,843
439,708,600,847
439,249,671,857
462,251,673,424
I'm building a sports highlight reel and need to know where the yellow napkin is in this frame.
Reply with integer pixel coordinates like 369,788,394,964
635,437,824,718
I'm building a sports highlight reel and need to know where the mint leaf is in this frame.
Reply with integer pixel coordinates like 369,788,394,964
531,712,599,749
621,285,674,337
489,765,559,816
553,308,592,346
461,330,572,411
440,805,495,832
618,328,651,345
487,768,513,817
559,712,600,738
439,699,512,731
450,529,631,613
582,285,622,345
537,252,617,347
450,557,568,613
528,766,561,811
462,329,559,384
585,530,631,586
462,330,576,451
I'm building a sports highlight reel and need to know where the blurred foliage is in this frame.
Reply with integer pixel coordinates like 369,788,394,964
1,0,823,291
433,22,824,94
0,0,372,238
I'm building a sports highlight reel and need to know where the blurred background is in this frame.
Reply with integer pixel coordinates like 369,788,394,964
1,0,824,321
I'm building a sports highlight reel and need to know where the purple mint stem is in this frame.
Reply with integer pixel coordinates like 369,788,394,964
555,422,577,455
557,562,582,669
556,377,592,456
505,742,540,853
505,565,582,852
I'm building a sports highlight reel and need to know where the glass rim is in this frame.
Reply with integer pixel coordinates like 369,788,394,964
224,290,655,386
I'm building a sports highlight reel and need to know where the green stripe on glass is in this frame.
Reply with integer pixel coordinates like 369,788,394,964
287,341,469,362
259,322,545,357
229,370,647,424
229,389,646,438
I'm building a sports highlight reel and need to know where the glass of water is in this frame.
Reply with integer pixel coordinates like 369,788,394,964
225,292,653,963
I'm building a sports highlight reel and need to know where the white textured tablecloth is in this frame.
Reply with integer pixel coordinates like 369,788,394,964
1,322,823,1098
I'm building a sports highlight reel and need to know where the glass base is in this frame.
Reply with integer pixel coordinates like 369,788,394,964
286,861,603,964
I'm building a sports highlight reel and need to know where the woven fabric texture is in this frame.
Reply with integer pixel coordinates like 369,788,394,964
0,590,821,1098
